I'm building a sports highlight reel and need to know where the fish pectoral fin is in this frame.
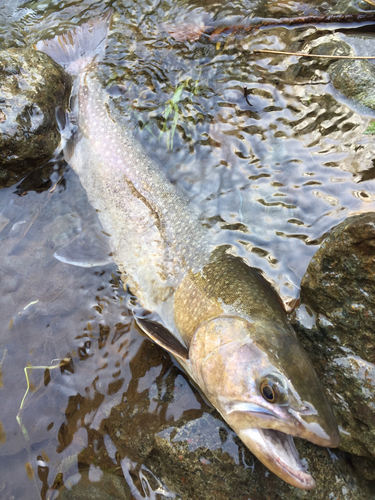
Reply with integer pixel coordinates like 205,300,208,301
135,316,189,360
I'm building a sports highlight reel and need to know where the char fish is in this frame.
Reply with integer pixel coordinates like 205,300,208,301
35,10,339,489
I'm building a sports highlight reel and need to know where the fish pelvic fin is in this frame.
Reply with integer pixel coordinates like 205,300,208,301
34,9,112,74
135,315,189,360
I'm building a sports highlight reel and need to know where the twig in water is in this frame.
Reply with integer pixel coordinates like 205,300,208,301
253,49,375,59
243,85,252,107
17,360,66,441
209,12,375,39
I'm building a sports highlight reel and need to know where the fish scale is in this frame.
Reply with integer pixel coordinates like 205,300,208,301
79,75,210,270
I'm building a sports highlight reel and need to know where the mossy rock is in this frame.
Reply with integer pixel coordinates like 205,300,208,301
328,58,375,110
0,48,71,187
292,213,375,476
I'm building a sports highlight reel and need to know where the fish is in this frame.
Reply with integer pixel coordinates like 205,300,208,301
35,10,339,489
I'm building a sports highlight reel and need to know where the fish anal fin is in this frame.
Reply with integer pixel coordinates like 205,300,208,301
135,317,189,360
56,107,77,140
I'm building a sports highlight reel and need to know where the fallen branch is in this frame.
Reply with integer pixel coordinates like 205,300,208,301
253,48,375,59
209,12,375,39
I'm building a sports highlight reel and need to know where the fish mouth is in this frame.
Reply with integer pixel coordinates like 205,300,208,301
239,427,316,489
223,402,316,489
225,401,280,418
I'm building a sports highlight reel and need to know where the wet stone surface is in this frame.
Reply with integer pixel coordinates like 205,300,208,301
299,38,375,111
292,213,375,480
0,48,71,187
56,471,132,500
104,341,375,500
328,58,375,111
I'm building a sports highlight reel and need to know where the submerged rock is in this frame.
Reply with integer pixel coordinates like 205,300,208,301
314,39,375,110
0,48,71,187
56,470,132,500
291,213,375,480
295,38,375,110
328,58,375,110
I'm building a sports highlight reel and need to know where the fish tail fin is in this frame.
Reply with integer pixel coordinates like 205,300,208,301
35,9,112,74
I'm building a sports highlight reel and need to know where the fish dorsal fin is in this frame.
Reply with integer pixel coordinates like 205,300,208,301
135,314,189,360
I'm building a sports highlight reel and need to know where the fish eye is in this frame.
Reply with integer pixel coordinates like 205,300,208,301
259,375,288,404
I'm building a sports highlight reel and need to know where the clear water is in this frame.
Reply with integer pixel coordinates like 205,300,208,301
1,0,375,498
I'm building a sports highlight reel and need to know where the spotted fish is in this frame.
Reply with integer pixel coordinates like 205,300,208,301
35,10,339,489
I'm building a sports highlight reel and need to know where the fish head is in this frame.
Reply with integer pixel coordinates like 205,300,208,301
188,315,339,489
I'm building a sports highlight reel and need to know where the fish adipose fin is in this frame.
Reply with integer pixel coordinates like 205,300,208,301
135,314,189,360
35,9,112,73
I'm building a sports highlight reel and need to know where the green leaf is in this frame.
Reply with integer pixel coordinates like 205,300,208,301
364,121,375,135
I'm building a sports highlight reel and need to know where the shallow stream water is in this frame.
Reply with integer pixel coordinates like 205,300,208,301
1,0,375,498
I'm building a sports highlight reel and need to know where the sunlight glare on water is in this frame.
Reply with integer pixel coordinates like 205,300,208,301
102,11,375,303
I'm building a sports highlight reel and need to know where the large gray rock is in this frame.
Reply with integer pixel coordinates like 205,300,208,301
0,48,71,187
291,213,375,479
